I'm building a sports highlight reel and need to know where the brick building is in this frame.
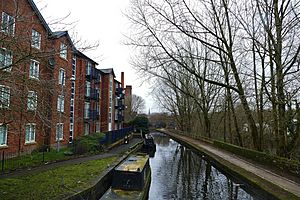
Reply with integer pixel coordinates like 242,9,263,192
0,0,127,155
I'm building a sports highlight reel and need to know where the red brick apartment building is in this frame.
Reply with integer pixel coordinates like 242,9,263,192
0,0,128,155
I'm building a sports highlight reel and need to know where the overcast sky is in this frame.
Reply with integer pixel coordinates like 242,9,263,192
35,0,154,113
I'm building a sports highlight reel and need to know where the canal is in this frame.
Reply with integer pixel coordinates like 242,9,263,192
148,132,267,200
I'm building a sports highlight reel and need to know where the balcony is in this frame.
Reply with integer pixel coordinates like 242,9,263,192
90,89,100,100
115,87,123,95
115,99,124,110
86,66,98,80
114,113,124,122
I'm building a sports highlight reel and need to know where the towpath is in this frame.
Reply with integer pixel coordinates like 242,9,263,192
159,129,300,199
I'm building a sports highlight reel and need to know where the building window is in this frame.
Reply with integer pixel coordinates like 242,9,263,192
0,48,12,71
86,62,92,75
0,124,7,146
96,102,100,115
1,12,15,35
25,123,36,143
58,68,65,85
84,102,90,119
27,91,37,111
0,85,10,108
96,122,100,133
57,95,64,112
31,29,41,49
56,123,63,141
60,43,67,59
29,60,39,79
85,81,91,97
84,123,89,135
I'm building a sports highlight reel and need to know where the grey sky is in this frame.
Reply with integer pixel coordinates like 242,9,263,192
35,0,154,113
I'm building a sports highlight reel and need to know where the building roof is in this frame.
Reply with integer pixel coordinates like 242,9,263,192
115,154,149,172
75,50,99,65
27,0,52,35
100,68,115,77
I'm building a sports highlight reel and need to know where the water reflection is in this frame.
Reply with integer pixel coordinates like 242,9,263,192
149,132,261,200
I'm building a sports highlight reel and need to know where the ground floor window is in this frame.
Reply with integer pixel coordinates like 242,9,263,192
84,123,89,135
96,122,100,133
0,124,7,146
25,123,36,143
56,123,63,141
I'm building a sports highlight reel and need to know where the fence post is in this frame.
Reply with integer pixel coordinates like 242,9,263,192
1,151,4,173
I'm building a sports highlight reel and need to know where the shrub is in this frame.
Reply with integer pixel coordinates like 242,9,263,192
73,133,105,155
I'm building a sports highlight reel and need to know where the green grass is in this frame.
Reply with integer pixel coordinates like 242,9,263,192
0,156,118,200
3,148,70,171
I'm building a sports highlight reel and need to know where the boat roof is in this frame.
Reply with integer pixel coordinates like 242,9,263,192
115,154,149,172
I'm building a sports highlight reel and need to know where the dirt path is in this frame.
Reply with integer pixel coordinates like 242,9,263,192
0,138,142,179
162,130,300,199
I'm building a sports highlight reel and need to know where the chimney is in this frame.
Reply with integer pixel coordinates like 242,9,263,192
121,72,124,88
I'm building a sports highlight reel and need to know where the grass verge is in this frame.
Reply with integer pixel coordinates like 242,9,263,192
3,148,71,172
0,156,118,200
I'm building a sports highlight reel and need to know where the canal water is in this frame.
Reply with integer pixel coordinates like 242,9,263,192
148,132,266,200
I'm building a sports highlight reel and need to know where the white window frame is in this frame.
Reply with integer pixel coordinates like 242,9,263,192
84,102,90,119
60,43,67,59
84,123,89,135
0,48,12,71
86,62,92,75
31,29,41,49
85,81,91,97
27,91,37,111
58,68,66,85
96,122,100,133
57,95,64,112
29,59,39,79
56,123,63,141
25,123,36,144
1,12,15,35
0,124,8,146
0,85,10,108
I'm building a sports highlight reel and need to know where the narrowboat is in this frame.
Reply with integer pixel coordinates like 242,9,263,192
141,134,156,157
100,153,151,200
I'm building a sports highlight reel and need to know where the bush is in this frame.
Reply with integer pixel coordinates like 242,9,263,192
213,140,300,177
132,115,149,134
73,133,105,155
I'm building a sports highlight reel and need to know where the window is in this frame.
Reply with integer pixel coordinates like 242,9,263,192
56,123,63,141
0,124,7,146
1,12,15,35
58,68,65,85
0,48,12,71
57,95,64,112
86,62,92,75
0,85,10,108
29,60,39,79
85,81,91,97
84,102,90,119
96,102,100,115
60,42,67,59
96,122,100,133
84,123,89,135
27,91,37,111
25,124,35,143
31,29,41,49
